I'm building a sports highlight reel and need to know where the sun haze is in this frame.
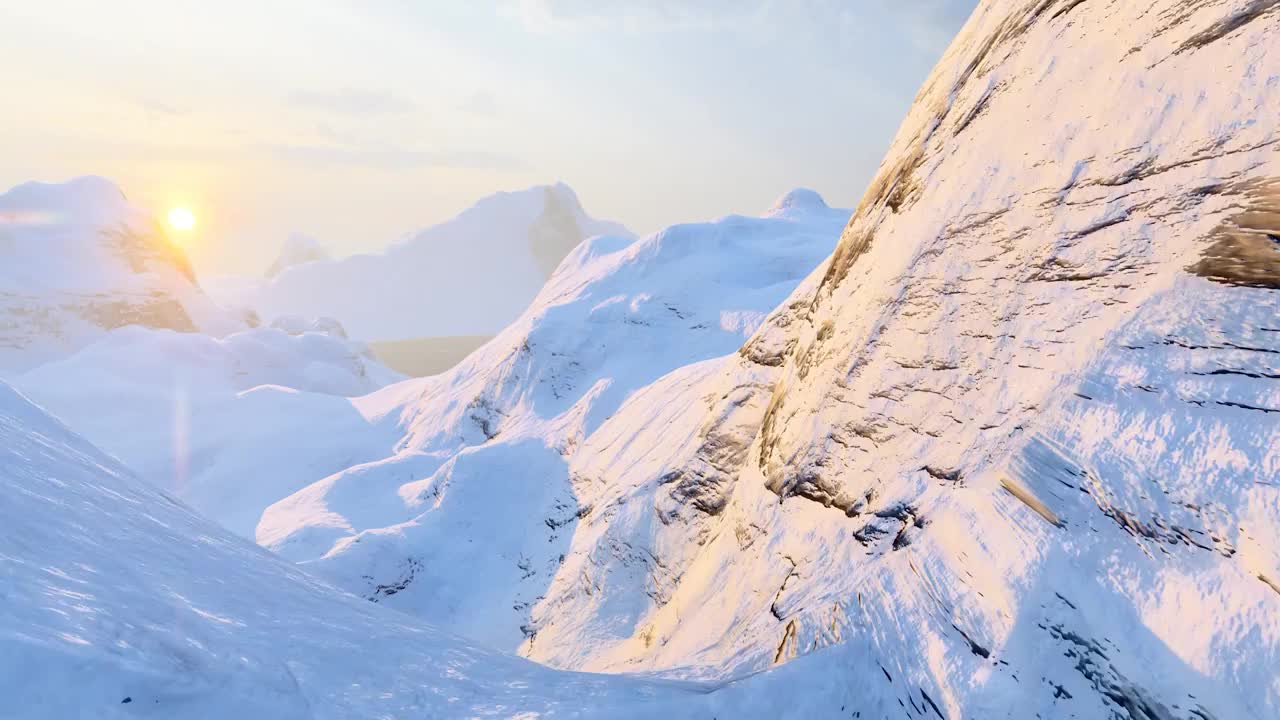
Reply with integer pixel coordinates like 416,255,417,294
167,207,196,232
0,1,975,275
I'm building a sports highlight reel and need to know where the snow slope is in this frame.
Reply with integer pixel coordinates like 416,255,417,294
0,177,244,374
255,190,851,650
13,323,405,537
252,183,634,340
3,377,1035,719
0,379,715,718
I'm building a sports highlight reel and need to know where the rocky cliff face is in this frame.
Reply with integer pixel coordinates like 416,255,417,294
513,0,1279,717
0,176,242,373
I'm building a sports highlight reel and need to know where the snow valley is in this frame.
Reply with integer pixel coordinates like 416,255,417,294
1,0,1278,718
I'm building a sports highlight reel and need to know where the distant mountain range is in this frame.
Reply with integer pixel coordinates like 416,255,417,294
240,182,635,341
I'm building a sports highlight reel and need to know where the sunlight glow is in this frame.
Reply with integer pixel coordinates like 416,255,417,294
168,207,196,232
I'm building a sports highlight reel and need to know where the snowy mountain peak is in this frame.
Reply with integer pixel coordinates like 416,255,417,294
0,175,130,227
0,177,244,372
461,181,582,215
253,182,635,340
767,188,830,216
266,233,331,278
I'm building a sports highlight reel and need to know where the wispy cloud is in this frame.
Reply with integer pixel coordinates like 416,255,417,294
132,97,187,117
270,142,524,171
505,0,974,40
289,88,417,115
873,0,976,55
503,0,767,32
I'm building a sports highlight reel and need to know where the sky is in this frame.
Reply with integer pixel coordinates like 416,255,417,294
0,0,976,275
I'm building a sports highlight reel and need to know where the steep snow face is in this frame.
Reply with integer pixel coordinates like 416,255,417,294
13,325,405,537
513,0,1280,717
255,193,851,649
252,183,634,340
0,177,243,374
0,380,740,718
265,233,331,278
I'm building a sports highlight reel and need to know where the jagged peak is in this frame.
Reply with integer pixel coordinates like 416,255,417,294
266,233,332,278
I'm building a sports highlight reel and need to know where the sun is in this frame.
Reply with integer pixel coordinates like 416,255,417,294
167,207,196,232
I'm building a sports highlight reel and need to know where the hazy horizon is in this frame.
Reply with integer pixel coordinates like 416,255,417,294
0,0,975,276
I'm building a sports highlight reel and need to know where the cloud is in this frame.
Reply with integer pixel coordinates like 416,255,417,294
289,88,417,115
269,142,524,171
132,97,187,117
874,0,977,55
505,0,975,38
504,0,767,32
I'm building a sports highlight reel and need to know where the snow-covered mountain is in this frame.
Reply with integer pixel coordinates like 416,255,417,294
0,177,412,539
265,233,331,278
251,189,849,650
255,0,1272,716
509,0,1276,715
0,181,847,639
252,183,634,340
3,372,1019,717
0,176,245,374
5,0,1278,717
